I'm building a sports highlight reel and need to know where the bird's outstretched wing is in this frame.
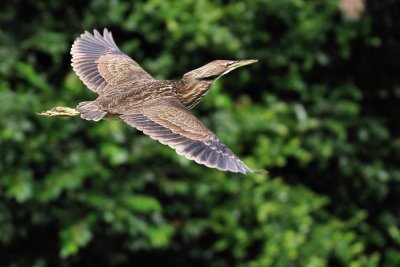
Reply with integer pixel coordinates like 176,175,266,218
120,97,253,174
71,29,153,94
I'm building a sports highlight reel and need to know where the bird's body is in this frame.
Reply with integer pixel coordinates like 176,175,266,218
71,29,257,174
97,80,177,113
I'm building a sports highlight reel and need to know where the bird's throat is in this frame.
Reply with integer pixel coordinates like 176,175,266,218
176,77,214,109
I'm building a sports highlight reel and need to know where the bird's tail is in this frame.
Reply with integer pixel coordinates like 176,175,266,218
76,101,107,121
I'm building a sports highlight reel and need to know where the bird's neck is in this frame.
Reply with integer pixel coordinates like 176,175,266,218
176,76,214,109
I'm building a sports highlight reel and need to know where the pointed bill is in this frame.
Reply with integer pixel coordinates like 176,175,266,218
229,59,258,69
221,59,258,76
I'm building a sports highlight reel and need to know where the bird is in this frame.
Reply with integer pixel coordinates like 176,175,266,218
71,29,258,174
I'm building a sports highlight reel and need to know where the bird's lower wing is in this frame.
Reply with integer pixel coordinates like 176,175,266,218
120,97,253,174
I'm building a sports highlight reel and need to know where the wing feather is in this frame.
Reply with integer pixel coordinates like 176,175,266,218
71,29,153,94
120,97,253,174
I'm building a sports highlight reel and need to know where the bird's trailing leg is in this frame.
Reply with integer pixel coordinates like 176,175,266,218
38,102,107,121
37,106,80,117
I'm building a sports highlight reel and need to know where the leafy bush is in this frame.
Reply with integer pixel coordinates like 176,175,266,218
1,0,398,266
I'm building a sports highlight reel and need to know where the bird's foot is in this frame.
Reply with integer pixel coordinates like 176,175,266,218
37,106,80,117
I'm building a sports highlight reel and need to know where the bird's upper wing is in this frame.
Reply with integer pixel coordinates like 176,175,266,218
120,96,253,174
71,29,153,94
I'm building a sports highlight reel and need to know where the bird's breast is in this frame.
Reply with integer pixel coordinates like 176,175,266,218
176,79,214,109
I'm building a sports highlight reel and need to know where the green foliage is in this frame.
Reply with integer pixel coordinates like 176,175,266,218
1,0,399,266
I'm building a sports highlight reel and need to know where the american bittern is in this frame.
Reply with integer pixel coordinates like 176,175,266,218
71,29,257,174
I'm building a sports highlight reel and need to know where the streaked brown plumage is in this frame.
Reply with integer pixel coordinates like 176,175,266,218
71,29,257,174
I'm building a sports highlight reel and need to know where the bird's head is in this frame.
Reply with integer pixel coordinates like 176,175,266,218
183,59,258,82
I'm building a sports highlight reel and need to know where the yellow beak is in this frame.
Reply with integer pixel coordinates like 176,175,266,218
229,59,258,69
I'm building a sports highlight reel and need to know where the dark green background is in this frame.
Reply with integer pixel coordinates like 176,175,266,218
1,0,399,266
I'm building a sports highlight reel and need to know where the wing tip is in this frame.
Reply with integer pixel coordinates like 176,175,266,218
71,28,119,56
181,141,254,175
120,113,255,175
70,28,121,94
